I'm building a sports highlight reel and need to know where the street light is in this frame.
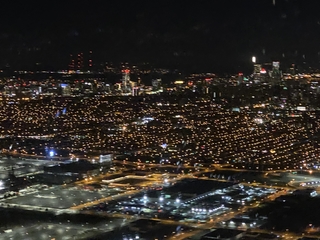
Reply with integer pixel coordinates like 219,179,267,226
142,195,148,204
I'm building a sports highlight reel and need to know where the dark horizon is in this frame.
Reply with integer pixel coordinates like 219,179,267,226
1,0,320,73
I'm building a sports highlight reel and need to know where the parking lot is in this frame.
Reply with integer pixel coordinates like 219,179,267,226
0,219,123,240
90,219,194,240
2,185,121,209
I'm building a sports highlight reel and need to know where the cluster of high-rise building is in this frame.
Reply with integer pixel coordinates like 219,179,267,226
68,51,93,73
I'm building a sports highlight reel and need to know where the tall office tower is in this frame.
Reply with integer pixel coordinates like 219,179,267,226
122,69,131,92
76,53,84,71
88,50,93,71
237,73,244,85
253,64,262,74
132,87,139,96
68,54,75,72
272,61,280,72
268,61,281,85
253,64,262,84
77,53,81,71
152,79,162,90
272,61,281,77
289,64,296,75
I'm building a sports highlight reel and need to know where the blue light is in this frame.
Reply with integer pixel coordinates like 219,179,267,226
49,151,54,157
160,143,167,149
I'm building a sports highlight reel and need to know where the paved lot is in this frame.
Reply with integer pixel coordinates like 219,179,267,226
90,220,193,240
2,185,121,209
0,220,123,240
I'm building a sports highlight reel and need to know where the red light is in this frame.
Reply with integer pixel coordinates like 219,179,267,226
260,68,267,74
238,72,243,76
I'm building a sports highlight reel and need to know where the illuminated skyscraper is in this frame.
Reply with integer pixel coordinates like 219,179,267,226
68,54,75,72
237,73,244,85
152,79,162,90
289,64,296,75
122,69,131,92
272,61,281,77
132,87,139,96
88,50,93,71
77,54,81,71
253,64,262,74
77,53,84,71
253,64,262,83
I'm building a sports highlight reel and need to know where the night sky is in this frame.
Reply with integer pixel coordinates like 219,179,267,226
1,0,320,73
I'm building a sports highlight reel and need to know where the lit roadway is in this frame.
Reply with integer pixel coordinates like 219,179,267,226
170,228,320,240
80,188,311,240
114,160,295,178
